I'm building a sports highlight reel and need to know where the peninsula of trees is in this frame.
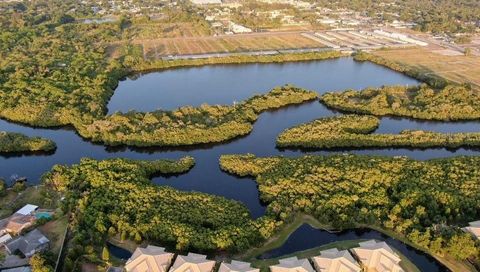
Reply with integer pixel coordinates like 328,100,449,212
276,114,480,149
0,131,56,153
75,86,317,147
321,84,480,121
42,157,279,270
220,154,480,263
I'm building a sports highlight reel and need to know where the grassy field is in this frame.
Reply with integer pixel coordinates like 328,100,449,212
0,186,57,218
38,215,68,257
109,32,326,59
372,47,480,89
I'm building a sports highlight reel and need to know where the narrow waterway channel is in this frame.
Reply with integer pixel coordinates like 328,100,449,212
1,58,477,271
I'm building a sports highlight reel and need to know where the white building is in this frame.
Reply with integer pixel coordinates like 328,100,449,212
219,260,259,272
351,240,404,272
269,257,314,272
229,22,252,34
125,245,175,272
311,248,361,272
191,0,222,5
169,253,216,272
463,220,480,240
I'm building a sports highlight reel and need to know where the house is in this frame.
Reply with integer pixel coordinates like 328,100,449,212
0,214,36,235
16,204,39,216
463,220,480,240
219,260,259,272
0,204,39,235
311,248,361,272
0,233,13,245
5,229,50,257
269,257,314,272
125,245,175,272
351,240,404,272
169,253,215,272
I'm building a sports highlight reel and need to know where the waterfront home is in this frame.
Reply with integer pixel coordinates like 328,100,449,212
125,245,175,272
351,240,404,272
463,220,480,240
311,248,361,272
269,257,314,272
5,229,50,257
219,260,259,272
0,204,39,235
169,253,215,272
0,214,36,235
15,205,38,216
0,233,13,245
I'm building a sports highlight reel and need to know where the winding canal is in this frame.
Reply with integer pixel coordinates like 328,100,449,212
1,58,476,271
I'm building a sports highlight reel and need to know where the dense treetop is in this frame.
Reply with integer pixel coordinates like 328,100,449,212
42,157,280,270
220,154,480,261
276,114,480,149
75,86,318,146
321,84,480,121
0,131,56,153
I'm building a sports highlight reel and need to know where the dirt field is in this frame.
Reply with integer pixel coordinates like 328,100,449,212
108,32,327,59
373,47,480,89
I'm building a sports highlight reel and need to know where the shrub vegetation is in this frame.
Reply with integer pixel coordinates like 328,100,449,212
321,84,480,121
0,131,56,153
220,154,480,262
276,114,480,149
42,157,280,269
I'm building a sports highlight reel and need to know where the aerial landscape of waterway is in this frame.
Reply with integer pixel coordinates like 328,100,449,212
1,58,477,271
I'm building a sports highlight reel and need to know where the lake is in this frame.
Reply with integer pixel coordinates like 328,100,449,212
1,58,476,271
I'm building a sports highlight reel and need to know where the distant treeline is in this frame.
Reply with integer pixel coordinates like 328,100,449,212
321,83,480,121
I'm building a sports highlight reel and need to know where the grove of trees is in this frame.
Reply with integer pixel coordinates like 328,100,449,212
0,131,56,153
321,84,480,121
276,114,480,149
220,154,480,262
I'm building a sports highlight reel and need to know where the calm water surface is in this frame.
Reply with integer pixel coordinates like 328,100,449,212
1,58,477,271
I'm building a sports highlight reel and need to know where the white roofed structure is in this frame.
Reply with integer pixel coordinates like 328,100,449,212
169,253,215,272
219,260,259,272
125,245,175,272
191,0,221,5
269,257,314,272
15,204,38,215
351,240,404,272
312,248,361,272
463,220,480,240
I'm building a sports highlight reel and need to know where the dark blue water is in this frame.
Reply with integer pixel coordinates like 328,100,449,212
0,58,477,271
259,224,448,272
107,58,419,113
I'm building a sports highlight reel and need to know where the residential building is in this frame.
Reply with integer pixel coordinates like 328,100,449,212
5,229,50,258
0,214,36,235
463,220,480,240
219,260,259,272
0,204,38,235
311,248,361,272
125,245,175,272
15,204,38,216
169,253,215,272
0,233,13,245
269,257,314,272
351,240,404,272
